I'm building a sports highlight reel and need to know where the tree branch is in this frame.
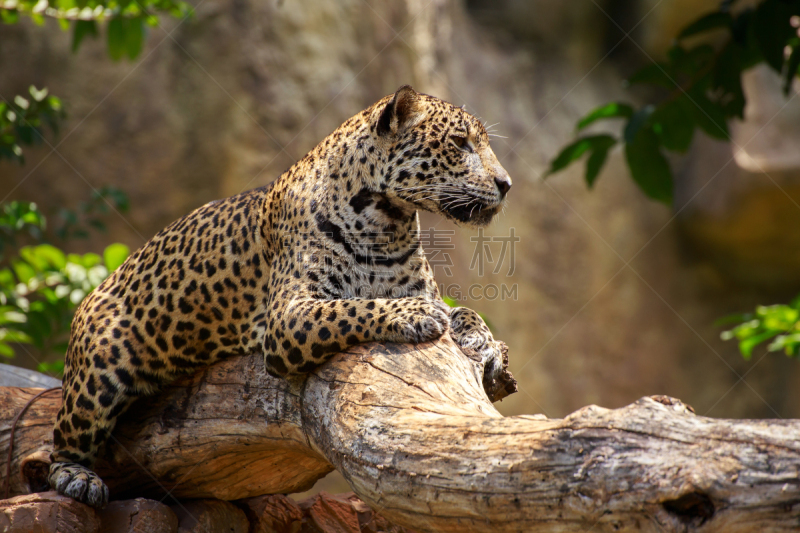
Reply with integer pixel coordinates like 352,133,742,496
2,335,799,532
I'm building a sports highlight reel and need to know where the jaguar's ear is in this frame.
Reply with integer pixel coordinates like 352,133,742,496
376,85,423,136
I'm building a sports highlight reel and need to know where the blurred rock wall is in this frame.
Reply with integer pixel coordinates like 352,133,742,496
1,0,798,431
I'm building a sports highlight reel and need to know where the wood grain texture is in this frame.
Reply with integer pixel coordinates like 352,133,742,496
2,335,800,532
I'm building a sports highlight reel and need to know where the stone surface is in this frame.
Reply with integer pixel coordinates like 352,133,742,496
0,491,414,533
237,492,415,533
0,364,61,388
236,494,303,533
172,499,249,533
98,498,178,533
297,492,360,533
299,492,414,533
0,491,100,533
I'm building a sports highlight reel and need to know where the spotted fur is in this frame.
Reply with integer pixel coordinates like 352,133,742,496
49,85,512,507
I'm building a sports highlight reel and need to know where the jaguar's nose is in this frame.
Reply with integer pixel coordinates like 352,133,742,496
494,175,512,196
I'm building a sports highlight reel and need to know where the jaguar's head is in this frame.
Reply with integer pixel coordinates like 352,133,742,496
369,85,511,227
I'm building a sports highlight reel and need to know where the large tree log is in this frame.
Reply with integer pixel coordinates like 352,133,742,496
2,335,800,532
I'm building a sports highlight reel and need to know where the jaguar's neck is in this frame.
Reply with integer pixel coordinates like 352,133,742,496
318,182,419,262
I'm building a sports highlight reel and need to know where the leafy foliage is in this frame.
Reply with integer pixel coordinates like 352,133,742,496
0,201,47,259
0,187,129,256
0,86,65,164
1,0,192,163
1,0,192,60
0,199,130,375
548,0,800,203
1,0,180,376
56,185,131,240
720,296,800,359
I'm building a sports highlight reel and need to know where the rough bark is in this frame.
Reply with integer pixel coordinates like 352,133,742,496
2,336,800,532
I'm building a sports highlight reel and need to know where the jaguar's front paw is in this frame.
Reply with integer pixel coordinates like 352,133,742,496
49,462,109,509
450,307,496,361
392,299,450,343
450,307,516,402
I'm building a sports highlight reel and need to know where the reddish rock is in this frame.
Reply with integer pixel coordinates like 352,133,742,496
236,494,303,533
296,492,416,533
236,492,416,533
0,491,100,533
99,498,178,533
297,492,360,532
172,499,249,533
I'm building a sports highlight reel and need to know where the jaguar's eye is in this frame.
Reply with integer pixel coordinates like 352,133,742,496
451,135,473,153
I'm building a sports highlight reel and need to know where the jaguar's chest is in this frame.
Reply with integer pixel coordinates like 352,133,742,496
293,242,427,300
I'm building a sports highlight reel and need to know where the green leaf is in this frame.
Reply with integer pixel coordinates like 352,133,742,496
52,342,69,355
585,135,616,188
0,269,15,289
548,138,594,175
671,44,716,77
624,127,673,204
687,87,729,140
651,98,695,153
103,243,130,271
125,17,144,59
442,296,458,308
103,187,130,212
678,11,732,39
88,219,107,232
0,312,25,327
23,309,52,348
72,19,98,52
0,328,34,345
548,135,616,176
623,105,655,144
20,211,45,228
719,294,800,359
37,360,65,376
576,102,634,131
12,260,36,283
735,9,764,69
753,0,798,72
626,63,674,89
29,86,48,102
32,244,67,270
770,334,800,356
1,9,20,24
107,17,126,61
79,252,102,269
0,343,14,358
713,41,746,119
739,330,779,359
